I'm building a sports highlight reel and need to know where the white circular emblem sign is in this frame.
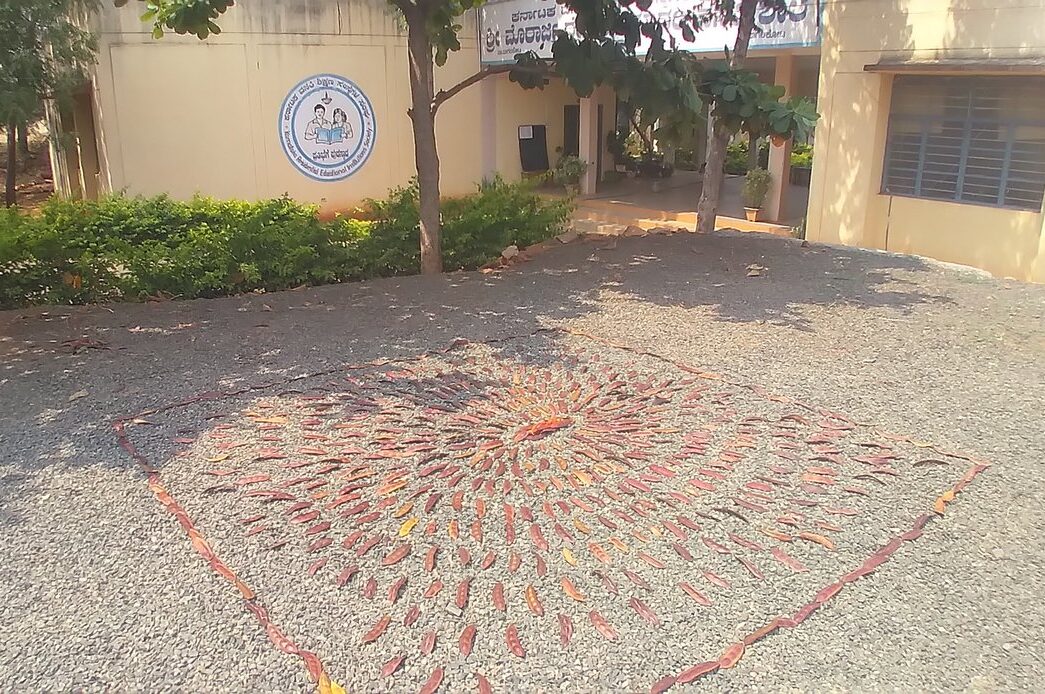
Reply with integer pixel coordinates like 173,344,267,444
279,74,377,181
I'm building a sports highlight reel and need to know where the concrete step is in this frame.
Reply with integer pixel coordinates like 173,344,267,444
570,200,793,237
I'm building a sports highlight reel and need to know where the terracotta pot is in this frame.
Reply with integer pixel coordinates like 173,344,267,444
771,134,788,147
744,207,762,222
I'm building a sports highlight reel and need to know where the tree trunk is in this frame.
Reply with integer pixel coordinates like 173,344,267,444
747,133,760,171
696,125,729,232
695,0,760,234
5,120,17,207
17,120,30,157
629,115,655,156
406,10,443,275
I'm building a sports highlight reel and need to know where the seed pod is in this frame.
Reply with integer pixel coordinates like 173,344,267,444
506,624,526,658
361,615,390,644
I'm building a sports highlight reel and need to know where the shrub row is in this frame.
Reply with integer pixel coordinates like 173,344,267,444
724,140,813,175
0,178,571,308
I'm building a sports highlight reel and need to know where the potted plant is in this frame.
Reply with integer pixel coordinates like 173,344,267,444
741,167,772,222
553,154,587,195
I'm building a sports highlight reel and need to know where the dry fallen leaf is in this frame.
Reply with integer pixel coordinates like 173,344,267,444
398,517,418,537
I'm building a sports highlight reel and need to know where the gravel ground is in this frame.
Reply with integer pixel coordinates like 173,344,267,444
1,229,1043,692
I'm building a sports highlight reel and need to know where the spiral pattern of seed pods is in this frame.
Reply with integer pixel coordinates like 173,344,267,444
118,330,989,693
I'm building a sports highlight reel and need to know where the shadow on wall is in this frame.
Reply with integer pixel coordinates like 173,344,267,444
813,0,915,248
943,0,1045,55
814,0,1045,280
884,197,1044,281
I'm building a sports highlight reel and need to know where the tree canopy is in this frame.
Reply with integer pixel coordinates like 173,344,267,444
1,0,96,205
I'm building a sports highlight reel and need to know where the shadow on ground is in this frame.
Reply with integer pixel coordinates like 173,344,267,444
2,230,1044,692
0,232,957,477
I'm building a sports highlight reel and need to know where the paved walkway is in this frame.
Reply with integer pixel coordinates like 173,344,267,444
586,170,810,225
2,230,1043,692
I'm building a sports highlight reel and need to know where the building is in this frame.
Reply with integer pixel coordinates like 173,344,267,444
807,0,1045,282
51,0,1045,282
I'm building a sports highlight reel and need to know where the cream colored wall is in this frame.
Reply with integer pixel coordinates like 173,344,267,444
493,75,574,180
884,196,1045,278
806,0,1045,282
90,0,483,210
490,75,616,183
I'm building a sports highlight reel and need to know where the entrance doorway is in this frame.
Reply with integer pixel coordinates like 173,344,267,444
563,105,579,157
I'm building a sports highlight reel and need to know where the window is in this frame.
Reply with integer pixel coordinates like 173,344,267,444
882,76,1045,210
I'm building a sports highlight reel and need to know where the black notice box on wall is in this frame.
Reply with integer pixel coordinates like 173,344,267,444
518,124,549,173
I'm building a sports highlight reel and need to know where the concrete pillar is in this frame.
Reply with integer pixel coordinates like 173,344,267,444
765,54,796,223
480,76,497,182
579,96,599,195
71,91,101,200
44,99,76,198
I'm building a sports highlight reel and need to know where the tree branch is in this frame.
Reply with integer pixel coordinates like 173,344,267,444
431,65,511,115
629,114,655,154
430,63,552,115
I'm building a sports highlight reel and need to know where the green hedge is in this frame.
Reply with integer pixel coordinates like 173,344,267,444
0,178,571,308
790,142,813,168
724,140,813,175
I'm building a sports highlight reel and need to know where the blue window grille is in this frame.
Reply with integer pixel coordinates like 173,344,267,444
882,76,1045,211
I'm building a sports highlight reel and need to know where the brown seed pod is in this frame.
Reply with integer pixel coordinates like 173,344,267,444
623,569,650,590
679,581,712,607
419,667,444,694
423,580,443,599
558,613,573,646
771,546,808,573
561,576,587,602
459,624,477,656
718,641,745,669
382,544,411,566
525,584,544,615
380,655,404,677
589,610,618,641
506,624,526,658
361,615,390,644
388,576,407,604
456,577,471,609
629,596,660,626
492,582,507,611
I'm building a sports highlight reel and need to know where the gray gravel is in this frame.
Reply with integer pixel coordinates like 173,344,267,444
1,229,1043,692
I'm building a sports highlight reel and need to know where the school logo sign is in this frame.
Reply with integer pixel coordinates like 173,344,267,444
279,74,377,182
